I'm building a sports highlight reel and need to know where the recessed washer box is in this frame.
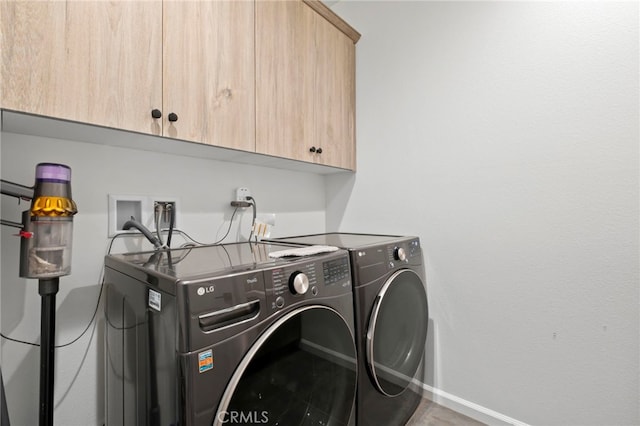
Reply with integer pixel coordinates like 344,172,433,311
108,195,149,237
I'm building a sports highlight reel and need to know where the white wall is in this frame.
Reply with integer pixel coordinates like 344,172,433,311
0,131,328,425
2,2,638,425
328,1,639,425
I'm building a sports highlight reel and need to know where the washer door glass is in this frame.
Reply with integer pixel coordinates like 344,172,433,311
367,269,428,396
215,306,357,426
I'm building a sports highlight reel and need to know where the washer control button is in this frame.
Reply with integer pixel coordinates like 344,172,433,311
311,286,318,296
394,247,407,262
289,271,309,295
275,296,285,308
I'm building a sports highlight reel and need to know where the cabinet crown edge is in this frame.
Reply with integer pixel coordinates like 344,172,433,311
302,0,361,43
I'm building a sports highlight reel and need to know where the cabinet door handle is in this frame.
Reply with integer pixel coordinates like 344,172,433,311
168,112,178,122
316,147,323,154
151,109,162,119
309,146,316,153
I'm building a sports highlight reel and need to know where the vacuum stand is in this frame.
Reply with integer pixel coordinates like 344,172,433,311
38,278,59,426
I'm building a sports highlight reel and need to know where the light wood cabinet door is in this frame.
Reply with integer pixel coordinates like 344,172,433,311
313,12,356,170
256,0,357,170
1,1,162,135
255,0,314,162
163,1,255,151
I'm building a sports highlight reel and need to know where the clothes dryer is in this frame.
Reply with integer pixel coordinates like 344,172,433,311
270,233,429,426
104,242,356,426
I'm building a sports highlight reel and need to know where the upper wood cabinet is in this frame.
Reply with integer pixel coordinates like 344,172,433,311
162,1,255,151
1,1,162,135
255,0,315,165
312,7,357,170
2,0,358,170
256,0,359,170
1,1,254,151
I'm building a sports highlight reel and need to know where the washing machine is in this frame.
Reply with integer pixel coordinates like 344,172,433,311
104,241,357,426
270,233,429,426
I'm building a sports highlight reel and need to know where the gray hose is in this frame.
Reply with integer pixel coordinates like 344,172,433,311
154,206,164,248
122,218,163,250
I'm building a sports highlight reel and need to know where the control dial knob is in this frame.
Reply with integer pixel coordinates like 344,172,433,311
289,271,310,295
394,247,407,262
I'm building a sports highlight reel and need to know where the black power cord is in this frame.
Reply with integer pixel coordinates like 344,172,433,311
0,229,148,347
0,282,104,349
213,207,239,244
0,209,246,348
0,235,120,348
0,281,103,349
230,197,258,242
246,196,257,242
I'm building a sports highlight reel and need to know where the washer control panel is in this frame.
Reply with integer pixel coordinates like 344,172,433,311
386,238,421,269
323,256,350,286
265,251,351,312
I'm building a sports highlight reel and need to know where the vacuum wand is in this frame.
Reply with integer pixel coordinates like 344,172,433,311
38,278,59,426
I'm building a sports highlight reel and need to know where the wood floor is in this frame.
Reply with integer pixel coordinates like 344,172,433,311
406,398,486,425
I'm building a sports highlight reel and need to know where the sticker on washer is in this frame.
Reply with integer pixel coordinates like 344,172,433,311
198,350,214,373
148,289,161,312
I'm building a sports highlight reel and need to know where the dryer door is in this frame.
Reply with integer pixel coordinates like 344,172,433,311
367,269,428,396
214,306,357,426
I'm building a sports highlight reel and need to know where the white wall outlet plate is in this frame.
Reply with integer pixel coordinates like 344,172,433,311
236,187,251,201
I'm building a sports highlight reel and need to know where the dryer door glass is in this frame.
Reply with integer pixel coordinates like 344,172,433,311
367,269,428,396
215,306,357,426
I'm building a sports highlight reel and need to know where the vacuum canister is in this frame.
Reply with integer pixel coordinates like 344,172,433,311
20,163,78,279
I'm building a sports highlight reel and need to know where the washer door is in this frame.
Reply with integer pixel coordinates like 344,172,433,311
367,269,428,396
214,306,357,426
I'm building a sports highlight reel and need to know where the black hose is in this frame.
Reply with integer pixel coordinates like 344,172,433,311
167,204,175,247
122,218,163,250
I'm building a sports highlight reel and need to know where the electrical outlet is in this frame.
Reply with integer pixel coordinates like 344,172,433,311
236,187,251,201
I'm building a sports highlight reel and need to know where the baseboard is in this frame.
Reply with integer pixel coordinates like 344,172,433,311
418,382,529,426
